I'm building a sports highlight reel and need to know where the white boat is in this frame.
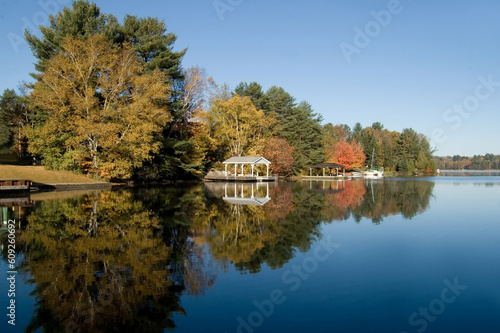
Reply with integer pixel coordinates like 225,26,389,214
363,170,384,178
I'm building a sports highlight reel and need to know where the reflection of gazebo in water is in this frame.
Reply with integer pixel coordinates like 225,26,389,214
308,180,346,193
307,163,347,178
223,183,272,206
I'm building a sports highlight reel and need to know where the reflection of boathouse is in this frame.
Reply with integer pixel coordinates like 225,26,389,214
223,183,272,206
308,180,347,194
201,181,272,206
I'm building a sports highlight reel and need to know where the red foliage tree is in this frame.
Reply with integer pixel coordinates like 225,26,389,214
327,140,354,168
327,140,366,169
262,137,295,176
351,140,366,168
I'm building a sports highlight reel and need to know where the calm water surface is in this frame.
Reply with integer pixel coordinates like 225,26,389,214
1,178,499,333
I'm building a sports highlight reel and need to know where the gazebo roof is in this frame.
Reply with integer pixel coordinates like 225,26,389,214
223,156,271,164
310,162,346,169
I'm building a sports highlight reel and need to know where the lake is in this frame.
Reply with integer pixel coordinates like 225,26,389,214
1,177,500,333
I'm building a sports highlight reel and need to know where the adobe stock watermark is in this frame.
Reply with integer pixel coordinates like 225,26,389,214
7,0,71,54
230,236,341,333
213,0,244,21
340,0,409,64
430,74,500,148
5,219,17,326
400,277,467,333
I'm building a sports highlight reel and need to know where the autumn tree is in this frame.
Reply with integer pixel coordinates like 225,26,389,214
327,140,366,169
206,95,275,158
27,35,171,179
351,140,367,168
24,0,192,180
327,140,354,168
262,137,295,177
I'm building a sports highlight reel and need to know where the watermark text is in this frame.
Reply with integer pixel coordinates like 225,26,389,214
6,219,17,326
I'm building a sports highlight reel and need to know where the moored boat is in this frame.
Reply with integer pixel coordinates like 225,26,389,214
363,170,384,178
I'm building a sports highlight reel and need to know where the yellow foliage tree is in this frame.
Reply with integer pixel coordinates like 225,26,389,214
28,34,171,179
206,95,275,157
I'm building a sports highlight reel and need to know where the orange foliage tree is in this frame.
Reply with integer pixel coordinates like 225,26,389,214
351,140,366,168
262,137,295,176
327,140,366,169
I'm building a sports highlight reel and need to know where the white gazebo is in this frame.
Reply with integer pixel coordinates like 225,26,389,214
223,156,271,177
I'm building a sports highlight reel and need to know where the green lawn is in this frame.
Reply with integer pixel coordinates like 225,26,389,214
0,165,104,184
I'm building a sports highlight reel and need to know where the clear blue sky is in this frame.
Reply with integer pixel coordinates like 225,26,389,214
1,0,499,156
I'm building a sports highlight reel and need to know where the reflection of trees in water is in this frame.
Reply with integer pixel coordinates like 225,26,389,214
194,183,325,273
264,184,296,222
18,189,214,333
302,179,434,223
194,180,435,272
186,185,283,270
132,186,218,296
11,179,435,331
351,180,435,223
321,180,367,221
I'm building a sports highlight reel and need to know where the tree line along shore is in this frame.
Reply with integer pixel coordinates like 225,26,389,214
0,1,437,183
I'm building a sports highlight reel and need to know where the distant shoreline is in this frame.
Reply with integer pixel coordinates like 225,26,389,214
439,169,500,172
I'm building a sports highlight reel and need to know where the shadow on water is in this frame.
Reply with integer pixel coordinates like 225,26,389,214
0,179,435,332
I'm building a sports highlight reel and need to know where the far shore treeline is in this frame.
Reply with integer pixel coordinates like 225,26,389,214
435,154,500,170
0,1,436,181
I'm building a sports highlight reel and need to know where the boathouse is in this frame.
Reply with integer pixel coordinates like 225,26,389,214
308,163,347,178
205,156,277,182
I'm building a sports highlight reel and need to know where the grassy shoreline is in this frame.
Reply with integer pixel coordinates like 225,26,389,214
0,165,105,184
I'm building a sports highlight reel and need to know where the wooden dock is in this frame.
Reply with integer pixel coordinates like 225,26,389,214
0,179,31,192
